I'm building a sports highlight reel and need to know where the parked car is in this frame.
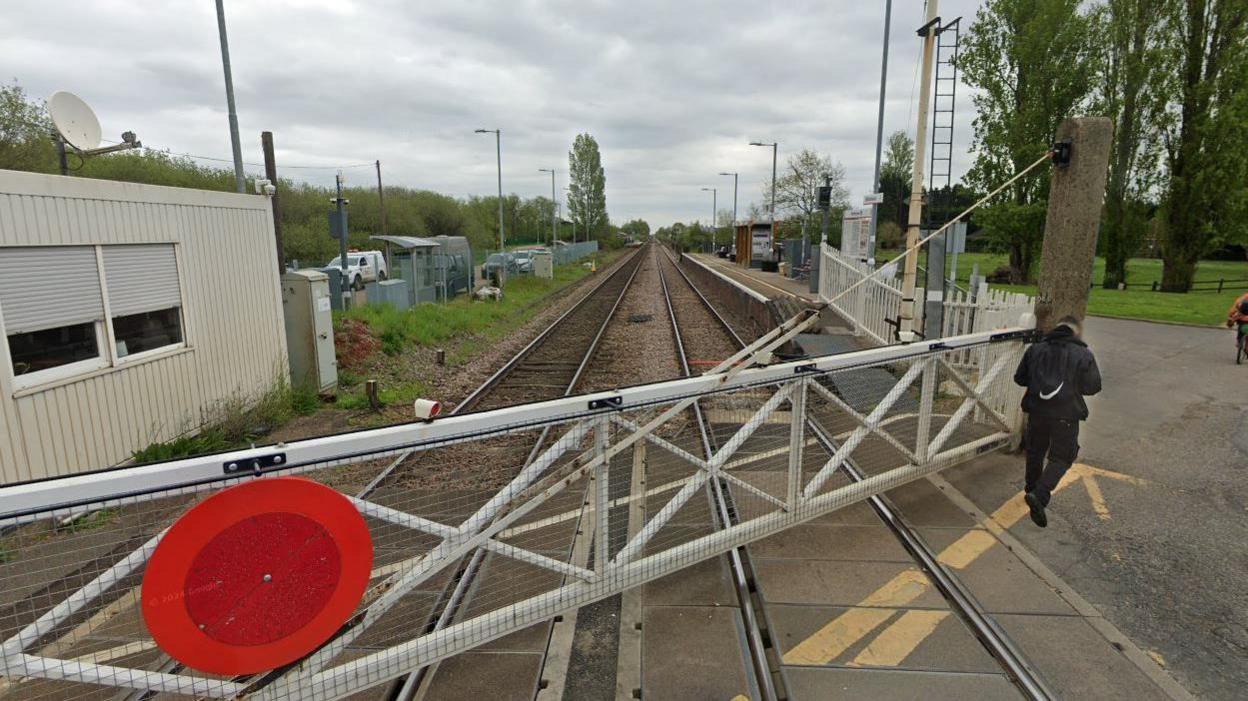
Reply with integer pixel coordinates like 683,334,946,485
325,250,388,290
482,252,518,283
513,250,536,274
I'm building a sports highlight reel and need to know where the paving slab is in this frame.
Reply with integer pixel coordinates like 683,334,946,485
418,651,543,701
642,605,759,701
768,604,1001,673
642,555,737,606
995,613,1173,701
749,523,913,562
917,527,1080,616
884,479,979,528
752,558,949,609
781,666,1022,701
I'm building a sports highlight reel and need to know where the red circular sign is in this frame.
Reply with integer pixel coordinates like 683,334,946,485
142,477,372,675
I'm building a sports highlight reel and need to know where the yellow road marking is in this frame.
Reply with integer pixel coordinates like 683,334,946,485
1082,474,1111,521
859,569,930,607
936,529,999,570
848,610,951,667
783,607,897,665
782,463,1131,667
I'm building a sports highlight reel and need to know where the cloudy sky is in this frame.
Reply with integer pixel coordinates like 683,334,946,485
3,0,986,228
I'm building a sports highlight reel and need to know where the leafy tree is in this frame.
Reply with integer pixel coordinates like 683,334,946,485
0,82,55,173
620,218,650,240
1156,0,1248,291
761,148,850,244
1098,0,1168,288
959,0,1100,283
0,81,601,265
878,131,913,225
567,133,607,240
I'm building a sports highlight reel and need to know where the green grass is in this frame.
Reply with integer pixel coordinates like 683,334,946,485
131,382,321,463
59,509,119,533
874,251,1247,326
339,254,614,362
336,380,429,411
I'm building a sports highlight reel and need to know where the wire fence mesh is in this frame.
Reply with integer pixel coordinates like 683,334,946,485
0,338,1025,701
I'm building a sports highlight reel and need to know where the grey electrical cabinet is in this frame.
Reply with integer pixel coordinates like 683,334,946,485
281,270,337,394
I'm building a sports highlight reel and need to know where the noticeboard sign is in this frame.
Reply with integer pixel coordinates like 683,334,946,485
840,208,872,263
751,223,771,259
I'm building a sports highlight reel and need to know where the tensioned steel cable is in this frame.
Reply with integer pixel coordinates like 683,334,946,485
827,151,1054,309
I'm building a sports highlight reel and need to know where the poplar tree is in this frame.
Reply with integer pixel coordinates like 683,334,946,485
567,133,607,240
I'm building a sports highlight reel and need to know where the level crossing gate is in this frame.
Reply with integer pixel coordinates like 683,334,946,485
0,318,1030,701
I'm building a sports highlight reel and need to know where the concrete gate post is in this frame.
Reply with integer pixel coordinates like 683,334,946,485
1034,117,1114,332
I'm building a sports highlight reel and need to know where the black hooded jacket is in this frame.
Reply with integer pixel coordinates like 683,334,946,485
1013,325,1102,421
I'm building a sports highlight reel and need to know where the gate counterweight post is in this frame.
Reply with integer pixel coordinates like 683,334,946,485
1034,117,1114,331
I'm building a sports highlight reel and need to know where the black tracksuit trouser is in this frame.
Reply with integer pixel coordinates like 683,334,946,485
1024,414,1081,506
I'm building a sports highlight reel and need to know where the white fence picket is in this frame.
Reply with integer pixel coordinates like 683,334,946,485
817,243,1033,426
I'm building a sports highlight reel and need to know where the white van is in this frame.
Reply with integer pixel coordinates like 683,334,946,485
326,250,388,290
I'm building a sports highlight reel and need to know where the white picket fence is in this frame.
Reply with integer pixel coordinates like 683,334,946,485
817,242,1034,425
818,243,1033,343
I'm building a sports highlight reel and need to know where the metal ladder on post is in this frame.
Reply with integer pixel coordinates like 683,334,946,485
927,16,962,229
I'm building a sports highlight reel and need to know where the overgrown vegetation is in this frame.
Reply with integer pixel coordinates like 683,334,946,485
0,83,633,266
131,382,320,463
330,254,619,411
340,258,605,358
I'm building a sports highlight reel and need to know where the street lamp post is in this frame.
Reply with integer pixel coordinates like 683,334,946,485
701,187,717,250
475,129,504,251
868,0,894,265
214,0,244,193
718,171,738,234
538,168,556,246
749,141,779,246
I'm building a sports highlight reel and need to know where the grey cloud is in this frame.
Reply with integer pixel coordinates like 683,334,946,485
3,0,987,226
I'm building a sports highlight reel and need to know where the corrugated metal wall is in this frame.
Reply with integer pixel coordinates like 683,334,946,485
0,170,288,483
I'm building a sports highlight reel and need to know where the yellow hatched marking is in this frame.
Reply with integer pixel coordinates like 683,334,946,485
848,610,951,667
859,568,931,607
782,607,896,666
936,529,998,570
1082,475,1111,521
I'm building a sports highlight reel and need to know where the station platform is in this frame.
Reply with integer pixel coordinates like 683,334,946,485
689,253,820,304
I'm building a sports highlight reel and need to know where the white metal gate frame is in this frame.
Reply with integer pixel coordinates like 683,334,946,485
0,324,1029,701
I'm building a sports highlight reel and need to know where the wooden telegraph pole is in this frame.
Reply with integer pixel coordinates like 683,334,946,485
1034,117,1114,332
899,0,940,342
375,160,387,238
261,131,284,274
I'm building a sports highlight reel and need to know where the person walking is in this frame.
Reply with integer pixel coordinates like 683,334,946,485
1013,316,1102,527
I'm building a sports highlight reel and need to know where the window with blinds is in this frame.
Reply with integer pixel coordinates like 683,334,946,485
1,246,108,384
102,245,183,358
1,244,185,389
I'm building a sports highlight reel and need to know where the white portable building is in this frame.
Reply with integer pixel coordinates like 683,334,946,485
0,170,288,482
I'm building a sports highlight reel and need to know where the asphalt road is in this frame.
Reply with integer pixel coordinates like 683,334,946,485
945,315,1248,699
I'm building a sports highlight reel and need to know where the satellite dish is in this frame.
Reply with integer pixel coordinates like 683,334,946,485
48,91,102,151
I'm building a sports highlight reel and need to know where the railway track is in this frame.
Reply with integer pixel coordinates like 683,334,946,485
652,245,782,700
109,248,652,701
667,250,1054,700
382,245,648,701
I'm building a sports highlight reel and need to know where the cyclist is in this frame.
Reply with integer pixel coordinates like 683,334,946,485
1228,291,1248,350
